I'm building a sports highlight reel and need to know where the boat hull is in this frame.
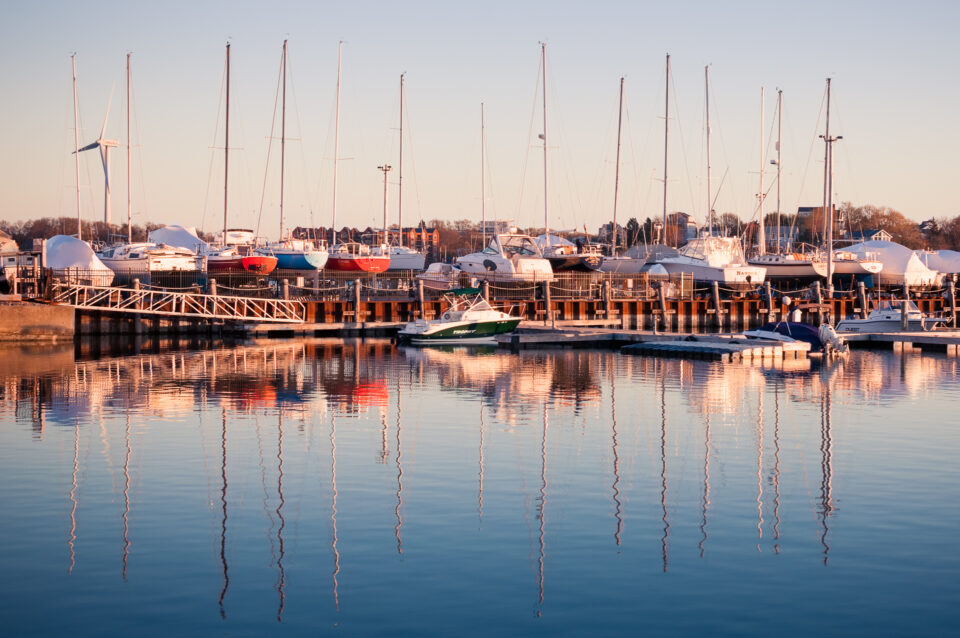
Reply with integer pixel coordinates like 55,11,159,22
546,254,603,272
397,318,521,344
325,255,391,273
658,261,766,289
273,250,328,270
207,255,278,274
835,318,924,333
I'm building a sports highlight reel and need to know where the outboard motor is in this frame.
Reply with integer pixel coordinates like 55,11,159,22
818,323,848,356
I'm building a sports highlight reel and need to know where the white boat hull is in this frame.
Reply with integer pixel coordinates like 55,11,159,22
658,260,766,288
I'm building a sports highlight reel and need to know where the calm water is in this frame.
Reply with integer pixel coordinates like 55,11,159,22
1,339,958,636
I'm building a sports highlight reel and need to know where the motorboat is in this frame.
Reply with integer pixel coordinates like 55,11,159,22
206,230,277,274
835,300,939,333
535,235,603,272
600,244,678,274
416,262,463,291
656,236,765,289
455,234,554,281
257,238,328,270
325,242,391,273
744,321,847,355
98,242,203,276
396,290,521,344
832,249,883,277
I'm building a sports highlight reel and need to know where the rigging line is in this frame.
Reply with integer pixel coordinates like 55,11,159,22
799,89,828,244
669,67,699,221
200,55,227,235
515,50,543,226
706,72,742,219
254,45,284,240
131,72,150,229
286,50,316,231
255,415,277,566
482,112,499,221
401,86,425,225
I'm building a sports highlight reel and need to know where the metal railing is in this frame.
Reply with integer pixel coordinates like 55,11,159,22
50,280,304,323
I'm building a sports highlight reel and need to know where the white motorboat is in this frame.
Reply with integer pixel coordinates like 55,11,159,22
98,242,203,276
416,262,463,291
456,234,554,282
835,300,936,333
832,249,883,276
396,291,521,344
656,236,765,289
372,244,426,271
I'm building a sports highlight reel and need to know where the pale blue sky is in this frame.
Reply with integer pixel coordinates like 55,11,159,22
1,0,957,238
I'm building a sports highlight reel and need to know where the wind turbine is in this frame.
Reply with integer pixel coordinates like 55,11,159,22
76,95,119,228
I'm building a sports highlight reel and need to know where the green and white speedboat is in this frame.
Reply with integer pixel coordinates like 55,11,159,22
396,290,521,345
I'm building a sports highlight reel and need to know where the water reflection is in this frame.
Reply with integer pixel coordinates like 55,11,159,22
1,340,958,631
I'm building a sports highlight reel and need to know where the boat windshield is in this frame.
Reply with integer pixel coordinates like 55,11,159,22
678,237,745,263
499,235,541,257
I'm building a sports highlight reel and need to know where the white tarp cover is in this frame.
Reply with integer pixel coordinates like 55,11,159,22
848,240,941,286
919,249,960,274
534,234,575,249
623,243,679,262
45,235,114,285
148,225,207,253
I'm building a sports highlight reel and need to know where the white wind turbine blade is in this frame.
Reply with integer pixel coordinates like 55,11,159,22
99,85,115,141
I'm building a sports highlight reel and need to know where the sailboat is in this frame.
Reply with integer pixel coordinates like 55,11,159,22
324,44,390,274
256,40,328,271
371,74,426,271
653,58,766,289
205,43,278,275
530,44,603,272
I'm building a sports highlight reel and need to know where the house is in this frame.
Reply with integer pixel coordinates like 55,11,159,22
666,212,698,245
848,229,892,242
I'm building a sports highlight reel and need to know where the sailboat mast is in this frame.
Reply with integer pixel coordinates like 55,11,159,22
758,87,766,256
223,43,230,245
71,54,82,241
612,76,624,256
776,89,782,253
663,54,670,246
379,164,392,238
821,78,837,291
541,43,549,239
398,73,404,247
280,40,287,240
126,52,131,243
705,65,711,236
481,102,486,247
332,42,342,246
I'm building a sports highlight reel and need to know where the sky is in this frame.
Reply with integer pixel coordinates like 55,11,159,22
1,0,958,240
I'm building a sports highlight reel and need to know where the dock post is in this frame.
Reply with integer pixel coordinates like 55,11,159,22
354,278,362,324
209,278,217,297
283,278,290,300
603,280,612,324
543,280,552,325
312,270,320,296
812,281,822,325
132,278,143,335
657,281,669,332
948,279,957,328
482,280,490,302
858,280,869,319
764,281,774,322
901,284,910,331
417,279,425,319
712,281,722,330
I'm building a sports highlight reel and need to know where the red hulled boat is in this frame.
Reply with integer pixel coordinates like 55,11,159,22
325,242,390,273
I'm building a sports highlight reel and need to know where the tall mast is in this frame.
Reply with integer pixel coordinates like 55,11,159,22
126,52,131,243
612,76,624,256
820,78,841,293
776,89,782,253
378,164,392,240
757,87,766,256
398,73,404,247
541,43,549,239
663,54,670,246
71,54,82,241
223,42,230,245
481,102,486,247
705,65,711,236
332,41,342,245
279,40,287,239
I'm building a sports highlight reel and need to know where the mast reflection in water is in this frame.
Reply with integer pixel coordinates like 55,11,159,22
0,340,958,635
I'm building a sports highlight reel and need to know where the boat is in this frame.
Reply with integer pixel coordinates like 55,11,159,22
325,242,390,273
45,235,115,286
98,242,203,276
255,41,328,272
396,290,521,344
656,236,765,290
416,262,462,291
835,300,941,333
844,241,938,287
377,244,426,271
455,233,554,281
535,235,603,272
832,249,883,276
601,244,677,274
744,321,847,355
750,251,827,282
206,229,277,274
